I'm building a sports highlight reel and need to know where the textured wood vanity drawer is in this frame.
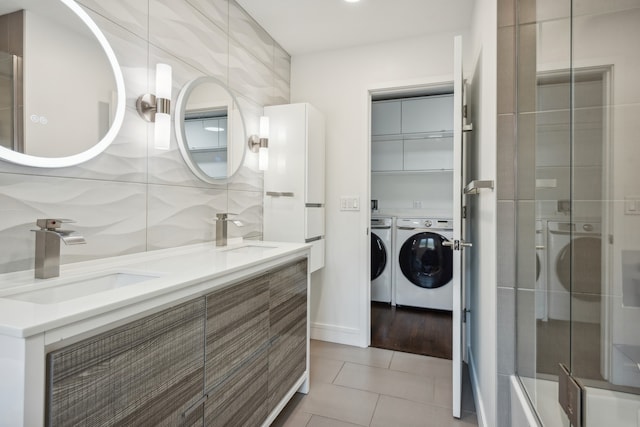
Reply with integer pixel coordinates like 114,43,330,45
269,259,308,412
204,273,270,426
45,299,205,427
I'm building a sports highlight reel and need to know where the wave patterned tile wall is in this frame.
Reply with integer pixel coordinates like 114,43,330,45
0,0,289,274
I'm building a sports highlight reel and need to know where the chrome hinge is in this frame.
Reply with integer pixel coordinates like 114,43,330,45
463,123,473,132
463,308,470,323
462,206,467,219
463,105,468,119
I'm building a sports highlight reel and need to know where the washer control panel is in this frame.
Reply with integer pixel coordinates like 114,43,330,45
396,218,453,230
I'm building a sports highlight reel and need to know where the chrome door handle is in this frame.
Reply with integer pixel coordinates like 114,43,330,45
443,240,472,250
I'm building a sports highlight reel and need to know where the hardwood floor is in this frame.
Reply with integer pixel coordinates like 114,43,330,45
370,302,452,359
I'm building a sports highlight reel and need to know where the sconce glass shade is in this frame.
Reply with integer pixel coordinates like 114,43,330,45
154,113,171,150
258,146,269,171
259,116,269,139
155,63,172,100
154,63,172,149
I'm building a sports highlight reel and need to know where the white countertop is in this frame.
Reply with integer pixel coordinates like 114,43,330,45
0,240,310,339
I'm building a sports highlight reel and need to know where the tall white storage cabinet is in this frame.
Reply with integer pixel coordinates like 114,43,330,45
263,103,325,272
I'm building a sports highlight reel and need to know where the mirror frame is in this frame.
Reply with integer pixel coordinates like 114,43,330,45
175,76,247,183
0,0,126,168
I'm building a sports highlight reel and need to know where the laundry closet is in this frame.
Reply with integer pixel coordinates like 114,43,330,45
370,90,456,357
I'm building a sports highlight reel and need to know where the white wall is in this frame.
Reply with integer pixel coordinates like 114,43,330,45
466,0,498,425
290,31,467,346
371,172,453,218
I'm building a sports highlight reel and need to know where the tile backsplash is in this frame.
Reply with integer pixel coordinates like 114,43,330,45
0,0,289,274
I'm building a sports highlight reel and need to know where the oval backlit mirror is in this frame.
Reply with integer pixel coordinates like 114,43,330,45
0,0,125,168
175,77,246,182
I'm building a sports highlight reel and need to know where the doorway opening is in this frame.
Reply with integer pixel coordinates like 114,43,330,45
368,83,455,359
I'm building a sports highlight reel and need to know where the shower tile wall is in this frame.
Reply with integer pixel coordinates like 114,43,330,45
496,0,518,425
0,0,290,274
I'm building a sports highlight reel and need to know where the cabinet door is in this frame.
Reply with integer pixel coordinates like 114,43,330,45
204,274,270,427
269,259,308,412
401,95,453,134
306,104,325,205
46,299,205,427
372,100,401,136
371,139,403,171
185,119,218,149
403,136,454,170
218,118,228,148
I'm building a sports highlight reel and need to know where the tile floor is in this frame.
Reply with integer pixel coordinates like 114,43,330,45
272,340,479,427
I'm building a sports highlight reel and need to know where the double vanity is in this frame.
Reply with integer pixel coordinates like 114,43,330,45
0,241,311,427
0,1,316,425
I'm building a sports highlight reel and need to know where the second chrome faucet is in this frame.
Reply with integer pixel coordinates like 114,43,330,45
215,213,244,247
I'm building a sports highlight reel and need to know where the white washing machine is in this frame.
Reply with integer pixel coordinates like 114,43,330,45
394,218,453,310
547,220,602,323
371,217,393,303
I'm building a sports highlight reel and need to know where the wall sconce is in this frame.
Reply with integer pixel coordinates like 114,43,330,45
136,63,172,150
248,116,269,171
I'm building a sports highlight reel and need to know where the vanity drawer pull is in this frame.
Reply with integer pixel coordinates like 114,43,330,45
266,191,295,197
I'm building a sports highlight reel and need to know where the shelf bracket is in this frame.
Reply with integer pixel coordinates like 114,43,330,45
464,180,494,195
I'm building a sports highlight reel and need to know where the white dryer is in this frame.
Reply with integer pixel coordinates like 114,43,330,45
371,217,393,303
394,218,453,310
547,220,602,323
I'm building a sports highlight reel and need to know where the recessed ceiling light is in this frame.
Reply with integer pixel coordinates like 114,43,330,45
344,0,361,3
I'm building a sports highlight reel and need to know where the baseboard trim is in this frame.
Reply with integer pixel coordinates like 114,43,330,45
310,322,362,346
468,346,489,427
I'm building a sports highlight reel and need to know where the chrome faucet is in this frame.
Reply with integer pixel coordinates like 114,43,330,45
32,219,86,279
214,213,244,247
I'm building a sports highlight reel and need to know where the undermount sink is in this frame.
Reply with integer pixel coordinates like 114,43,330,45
222,245,278,255
5,272,161,304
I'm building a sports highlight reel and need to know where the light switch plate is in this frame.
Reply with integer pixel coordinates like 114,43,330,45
624,196,640,215
536,178,557,188
340,197,360,211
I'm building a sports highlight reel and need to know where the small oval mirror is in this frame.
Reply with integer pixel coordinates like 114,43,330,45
0,0,126,168
175,77,246,182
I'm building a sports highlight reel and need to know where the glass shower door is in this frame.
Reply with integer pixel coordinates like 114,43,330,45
571,0,640,425
516,0,640,425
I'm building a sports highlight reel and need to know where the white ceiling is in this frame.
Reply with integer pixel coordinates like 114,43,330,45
235,0,474,56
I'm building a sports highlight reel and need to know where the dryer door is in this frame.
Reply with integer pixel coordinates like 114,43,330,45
399,232,453,289
556,236,601,298
371,232,387,280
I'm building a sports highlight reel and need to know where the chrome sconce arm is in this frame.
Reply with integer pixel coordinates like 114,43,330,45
248,116,269,170
136,63,172,150
136,94,170,122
